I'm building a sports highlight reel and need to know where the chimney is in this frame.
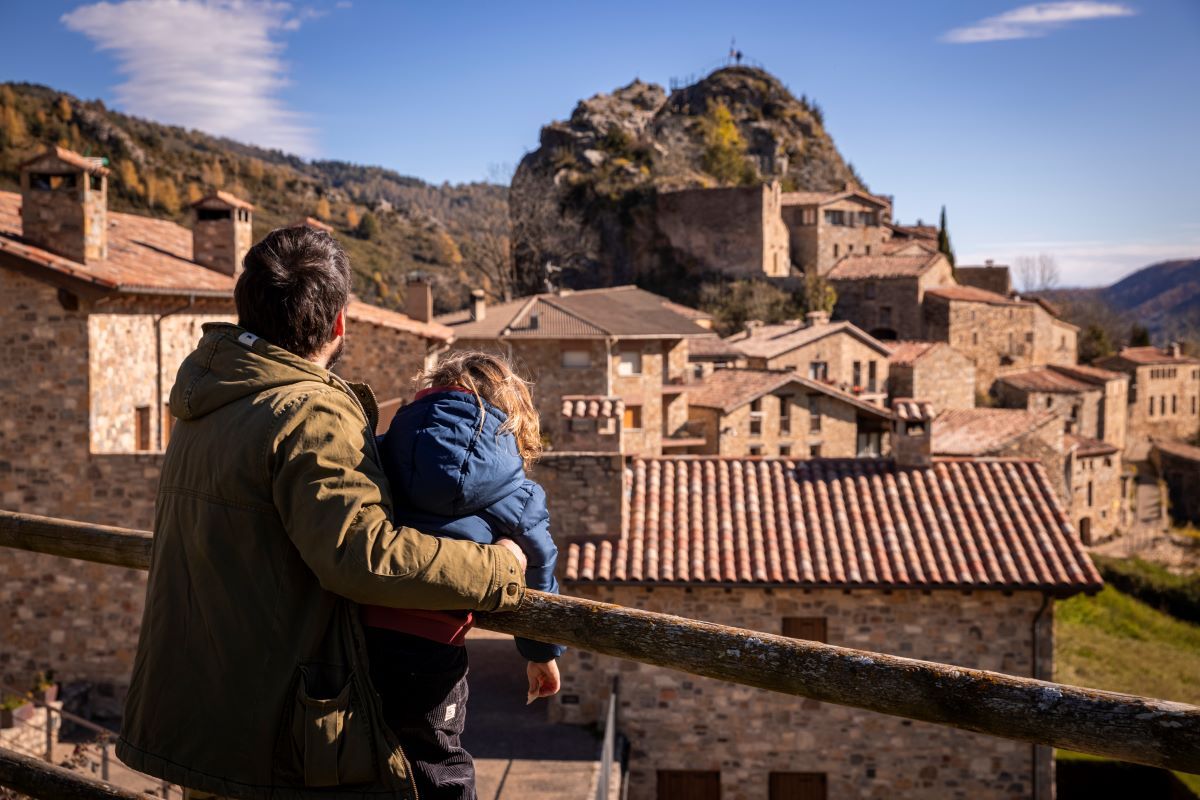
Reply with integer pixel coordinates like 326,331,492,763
891,399,934,468
806,310,830,327
20,146,109,263
985,258,994,267
405,274,433,323
470,288,487,322
1166,342,1182,358
192,191,254,277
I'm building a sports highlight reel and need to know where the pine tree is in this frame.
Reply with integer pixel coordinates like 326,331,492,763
937,206,956,268
1078,324,1114,364
356,212,380,240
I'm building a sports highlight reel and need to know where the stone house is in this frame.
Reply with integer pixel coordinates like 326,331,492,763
827,252,955,341
1150,439,1200,525
779,186,893,276
684,368,894,458
922,285,1079,397
932,408,1128,543
885,341,976,411
994,364,1129,452
439,285,714,456
1096,345,1200,461
722,311,891,405
552,452,1101,800
955,260,1013,296
655,182,791,278
0,146,453,694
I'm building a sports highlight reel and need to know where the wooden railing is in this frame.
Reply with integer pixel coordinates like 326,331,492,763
2,508,1199,796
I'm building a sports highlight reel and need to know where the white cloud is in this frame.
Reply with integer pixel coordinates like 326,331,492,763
942,2,1136,44
959,237,1200,287
62,0,318,156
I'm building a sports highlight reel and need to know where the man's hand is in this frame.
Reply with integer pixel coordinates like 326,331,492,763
526,659,561,704
496,538,527,572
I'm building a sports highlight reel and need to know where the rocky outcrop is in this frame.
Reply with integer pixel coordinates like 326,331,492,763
510,67,862,294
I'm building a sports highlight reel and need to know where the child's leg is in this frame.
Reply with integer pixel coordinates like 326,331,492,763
364,628,475,800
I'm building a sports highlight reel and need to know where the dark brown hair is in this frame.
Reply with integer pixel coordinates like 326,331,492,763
235,226,351,358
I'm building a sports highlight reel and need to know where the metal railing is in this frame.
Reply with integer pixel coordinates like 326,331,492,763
1,507,1199,800
596,677,620,800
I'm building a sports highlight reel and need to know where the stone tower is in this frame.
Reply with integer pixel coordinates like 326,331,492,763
192,191,254,277
19,146,109,263
892,398,934,468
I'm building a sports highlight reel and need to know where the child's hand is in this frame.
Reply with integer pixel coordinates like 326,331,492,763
525,659,561,704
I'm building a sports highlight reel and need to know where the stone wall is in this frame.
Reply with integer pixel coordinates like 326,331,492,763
956,265,1012,296
656,183,789,278
996,385,1102,443
746,327,889,398
1153,445,1200,525
833,260,953,341
338,317,431,405
1125,364,1200,460
1067,451,1126,543
889,345,976,411
688,389,866,458
529,453,627,542
551,585,1055,800
782,196,888,276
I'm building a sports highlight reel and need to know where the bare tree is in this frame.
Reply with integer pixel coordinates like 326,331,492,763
468,230,517,302
1015,253,1061,293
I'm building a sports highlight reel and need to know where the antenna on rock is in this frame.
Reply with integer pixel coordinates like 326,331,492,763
727,37,744,66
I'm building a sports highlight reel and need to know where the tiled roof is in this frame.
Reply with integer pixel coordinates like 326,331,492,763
886,222,938,240
893,399,935,421
827,253,943,280
886,340,938,366
924,285,1020,305
933,408,1061,456
687,334,744,360
1153,438,1200,462
1098,346,1200,367
561,395,624,418
1066,434,1118,458
194,190,254,211
294,216,334,232
1049,364,1124,384
564,457,1101,591
724,319,889,359
780,188,891,209
686,368,892,417
880,239,937,256
995,367,1096,394
0,190,451,341
20,145,109,175
442,286,712,340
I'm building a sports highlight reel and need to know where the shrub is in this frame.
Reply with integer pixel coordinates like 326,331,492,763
1091,555,1200,625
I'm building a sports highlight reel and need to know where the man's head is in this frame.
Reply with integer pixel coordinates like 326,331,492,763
235,226,351,368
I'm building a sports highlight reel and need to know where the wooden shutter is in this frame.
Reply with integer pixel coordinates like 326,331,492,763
135,406,151,451
782,617,827,642
769,772,827,800
658,770,720,800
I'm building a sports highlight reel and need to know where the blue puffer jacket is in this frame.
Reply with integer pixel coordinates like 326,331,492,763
379,388,564,662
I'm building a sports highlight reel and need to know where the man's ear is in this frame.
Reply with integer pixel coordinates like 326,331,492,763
333,307,346,338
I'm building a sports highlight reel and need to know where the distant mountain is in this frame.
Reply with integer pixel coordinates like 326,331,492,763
0,82,509,313
1041,259,1200,352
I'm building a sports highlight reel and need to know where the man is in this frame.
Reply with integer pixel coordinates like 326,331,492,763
117,226,527,799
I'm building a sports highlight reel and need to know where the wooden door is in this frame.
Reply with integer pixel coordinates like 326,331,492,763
769,772,827,800
658,770,720,800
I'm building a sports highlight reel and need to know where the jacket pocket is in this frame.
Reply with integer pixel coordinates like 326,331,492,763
291,665,377,787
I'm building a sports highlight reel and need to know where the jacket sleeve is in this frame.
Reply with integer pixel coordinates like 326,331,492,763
511,480,566,663
271,388,525,612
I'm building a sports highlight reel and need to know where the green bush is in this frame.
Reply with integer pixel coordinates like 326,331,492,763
1091,556,1200,624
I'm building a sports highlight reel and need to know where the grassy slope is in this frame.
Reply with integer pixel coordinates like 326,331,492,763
1055,585,1200,788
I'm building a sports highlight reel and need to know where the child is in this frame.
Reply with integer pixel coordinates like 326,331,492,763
362,351,564,800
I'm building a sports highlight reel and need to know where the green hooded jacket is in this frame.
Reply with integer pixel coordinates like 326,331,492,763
116,323,526,799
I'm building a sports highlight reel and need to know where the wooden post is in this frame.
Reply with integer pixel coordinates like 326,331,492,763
0,745,145,800
3,509,1200,773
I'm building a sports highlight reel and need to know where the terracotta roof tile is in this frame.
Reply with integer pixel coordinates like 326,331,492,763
933,408,1061,456
1152,438,1200,462
924,285,1020,305
193,190,254,211
561,395,624,418
886,340,940,366
345,300,453,342
780,188,891,209
20,145,109,175
1098,346,1200,367
687,368,892,417
1065,434,1118,458
724,320,888,359
565,457,1101,591
827,253,943,280
688,334,744,360
995,367,1097,394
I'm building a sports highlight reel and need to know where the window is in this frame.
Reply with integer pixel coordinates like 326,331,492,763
782,617,827,642
135,406,152,451
847,244,854,254
858,211,877,226
1026,332,1034,343
1160,396,1167,415
617,349,642,376
1087,481,1094,507
1148,396,1155,417
809,402,822,434
1046,397,1053,409
750,417,763,436
561,349,591,369
750,398,762,412
972,332,979,346
824,209,846,226
1193,397,1197,415
833,243,839,258
197,208,231,221
808,362,828,381
623,405,642,430
659,771,720,800
89,174,103,191
749,445,763,456
779,444,792,457
857,431,882,457
864,245,871,255
770,772,827,800
30,172,78,191
852,361,862,388
779,395,792,434
867,361,877,392
809,444,822,457
1172,395,1178,414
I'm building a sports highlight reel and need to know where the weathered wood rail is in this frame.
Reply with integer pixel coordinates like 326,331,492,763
3,508,1200,777
0,745,146,799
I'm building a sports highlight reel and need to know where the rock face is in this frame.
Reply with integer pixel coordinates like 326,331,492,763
510,67,862,294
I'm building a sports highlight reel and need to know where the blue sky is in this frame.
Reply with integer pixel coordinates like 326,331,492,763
2,0,1198,286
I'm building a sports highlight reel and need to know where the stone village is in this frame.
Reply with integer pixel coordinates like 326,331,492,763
1,145,1198,799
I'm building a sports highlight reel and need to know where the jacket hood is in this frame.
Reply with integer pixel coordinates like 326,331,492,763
169,323,334,421
381,389,524,517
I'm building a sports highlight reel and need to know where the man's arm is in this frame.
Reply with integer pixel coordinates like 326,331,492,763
271,388,525,611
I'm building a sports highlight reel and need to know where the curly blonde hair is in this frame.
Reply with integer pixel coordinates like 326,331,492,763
417,351,542,464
